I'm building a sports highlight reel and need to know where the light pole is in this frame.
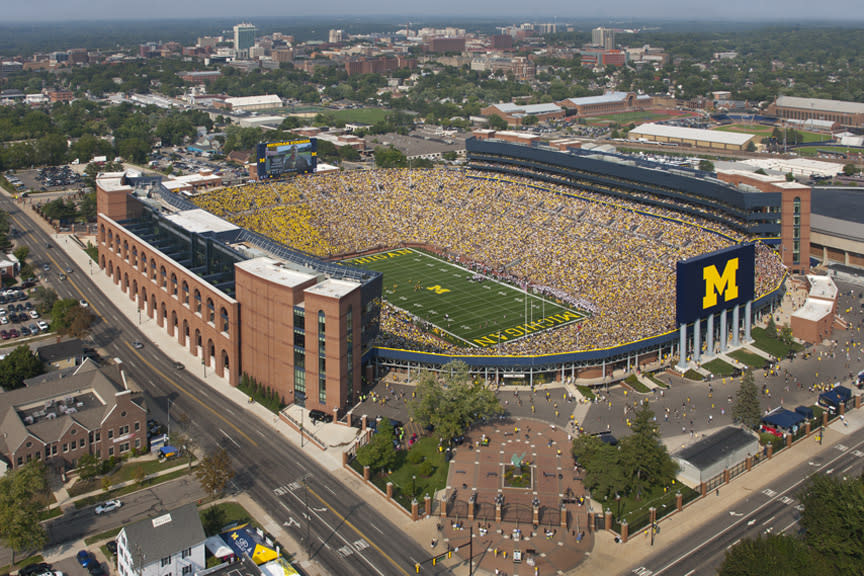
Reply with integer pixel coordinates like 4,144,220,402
412,474,416,500
616,493,621,520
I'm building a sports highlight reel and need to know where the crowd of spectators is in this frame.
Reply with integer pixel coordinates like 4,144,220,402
193,168,786,355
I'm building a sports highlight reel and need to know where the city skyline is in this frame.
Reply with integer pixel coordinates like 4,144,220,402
2,0,863,23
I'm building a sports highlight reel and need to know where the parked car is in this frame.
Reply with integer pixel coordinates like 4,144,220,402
37,320,49,331
19,563,51,576
95,499,122,515
76,551,93,568
106,541,118,556
87,564,105,576
20,326,30,336
308,409,332,423
29,310,39,319
132,341,144,349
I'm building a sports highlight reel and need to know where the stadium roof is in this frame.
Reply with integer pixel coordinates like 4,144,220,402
492,102,562,116
629,123,754,146
741,157,842,178
164,208,239,235
562,91,629,107
776,95,864,115
812,188,864,225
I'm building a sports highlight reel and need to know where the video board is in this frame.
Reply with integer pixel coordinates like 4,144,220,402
256,138,317,179
676,244,755,325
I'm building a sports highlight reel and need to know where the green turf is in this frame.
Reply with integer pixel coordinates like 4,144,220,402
327,108,390,125
727,349,769,368
343,248,587,348
701,358,738,376
585,111,671,124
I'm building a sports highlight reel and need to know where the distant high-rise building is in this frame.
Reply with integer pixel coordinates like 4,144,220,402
591,27,616,49
329,29,344,43
233,23,257,59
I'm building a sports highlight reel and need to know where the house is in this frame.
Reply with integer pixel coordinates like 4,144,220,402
0,359,147,471
36,339,86,369
117,503,206,576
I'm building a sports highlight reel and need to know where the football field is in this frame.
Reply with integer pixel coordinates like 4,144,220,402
343,248,587,348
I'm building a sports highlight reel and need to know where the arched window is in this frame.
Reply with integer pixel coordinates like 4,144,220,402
207,298,215,323
220,307,229,333
194,289,202,314
131,246,138,268
182,281,189,305
100,224,106,243
160,266,167,289
123,240,129,260
107,229,113,247
170,273,178,296
150,259,157,281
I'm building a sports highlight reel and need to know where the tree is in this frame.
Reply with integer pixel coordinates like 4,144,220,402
732,371,762,429
373,146,407,168
51,298,94,338
410,361,502,444
356,418,399,473
13,245,29,263
0,462,48,564
572,434,626,501
719,534,819,576
618,405,678,497
746,141,757,152
785,172,795,182
33,286,58,316
101,477,112,492
487,114,508,130
799,474,864,574
77,453,101,481
698,159,715,172
842,163,859,176
194,448,234,498
0,345,45,390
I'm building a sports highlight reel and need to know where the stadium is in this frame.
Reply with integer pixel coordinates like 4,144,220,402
96,138,792,413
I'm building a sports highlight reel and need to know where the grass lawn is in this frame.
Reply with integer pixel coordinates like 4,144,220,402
74,467,192,508
327,107,389,125
624,374,650,393
69,457,190,497
701,358,738,377
684,369,704,381
647,373,669,388
728,349,769,368
795,146,858,158
713,124,775,137
614,483,699,532
85,527,123,545
751,327,802,358
354,437,449,511
577,385,596,400
200,501,254,536
345,248,587,348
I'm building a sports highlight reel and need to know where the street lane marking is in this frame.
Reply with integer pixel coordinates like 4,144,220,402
219,428,241,448
761,515,775,526
762,488,777,497
126,343,258,447
835,443,849,451
300,484,409,576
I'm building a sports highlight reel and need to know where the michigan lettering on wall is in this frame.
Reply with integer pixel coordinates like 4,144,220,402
676,244,755,325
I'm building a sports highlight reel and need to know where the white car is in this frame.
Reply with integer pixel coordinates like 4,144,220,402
37,320,49,331
79,299,89,308
29,309,40,319
95,499,122,515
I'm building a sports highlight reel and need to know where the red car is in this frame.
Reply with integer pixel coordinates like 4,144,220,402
8,328,19,338
0,330,8,340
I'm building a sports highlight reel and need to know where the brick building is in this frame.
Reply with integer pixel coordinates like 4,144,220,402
716,169,811,274
0,360,147,471
557,91,649,117
96,170,381,416
768,96,864,130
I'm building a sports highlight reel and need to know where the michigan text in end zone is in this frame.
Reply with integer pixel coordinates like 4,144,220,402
343,248,588,348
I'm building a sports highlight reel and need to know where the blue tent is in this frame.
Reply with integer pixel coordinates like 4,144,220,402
795,405,814,419
762,409,805,430
819,386,852,409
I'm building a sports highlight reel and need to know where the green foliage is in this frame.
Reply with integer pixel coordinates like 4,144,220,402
0,462,48,564
237,373,285,413
410,361,502,443
799,474,864,574
50,298,93,338
719,534,820,576
373,146,407,168
222,125,263,154
194,448,235,498
698,159,715,172
356,418,399,473
77,453,101,481
32,286,58,316
733,371,762,429
487,115,508,130
842,163,859,176
40,197,78,223
572,434,626,500
0,345,45,391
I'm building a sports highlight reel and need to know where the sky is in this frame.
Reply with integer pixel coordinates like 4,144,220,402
2,0,862,22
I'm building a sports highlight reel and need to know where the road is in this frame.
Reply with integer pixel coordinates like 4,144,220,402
628,423,864,576
1,196,446,576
